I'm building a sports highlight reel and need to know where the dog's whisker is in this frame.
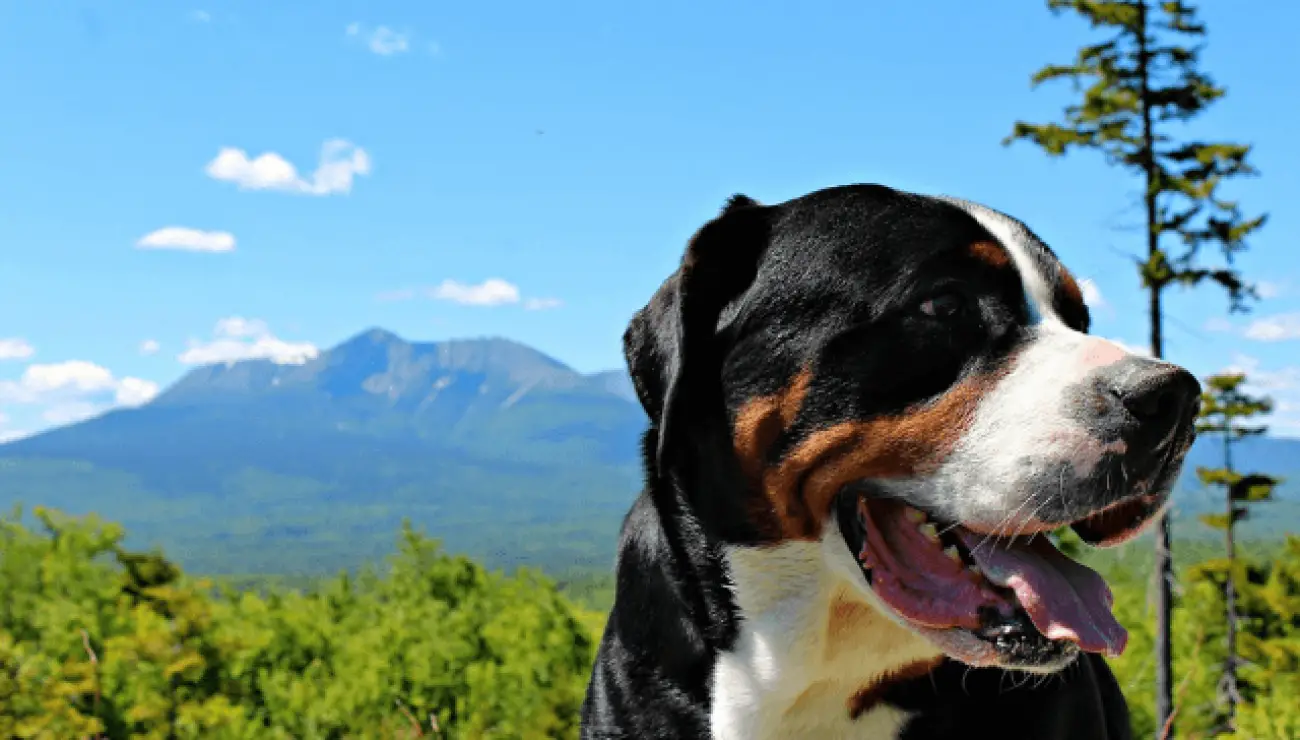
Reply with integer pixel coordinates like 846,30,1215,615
1021,495,1056,546
979,493,1037,556
1010,488,1050,544
975,503,1026,556
936,520,965,538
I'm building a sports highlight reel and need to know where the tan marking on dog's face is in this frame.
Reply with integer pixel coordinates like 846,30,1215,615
732,369,813,484
1058,268,1085,312
968,239,1012,270
731,370,814,538
733,367,1007,541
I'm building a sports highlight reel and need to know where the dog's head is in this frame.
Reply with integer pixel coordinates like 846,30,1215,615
626,185,1199,673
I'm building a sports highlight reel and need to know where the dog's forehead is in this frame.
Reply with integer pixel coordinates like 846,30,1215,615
754,186,1088,330
771,186,984,264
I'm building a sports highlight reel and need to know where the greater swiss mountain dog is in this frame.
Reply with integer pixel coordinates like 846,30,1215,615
581,184,1199,739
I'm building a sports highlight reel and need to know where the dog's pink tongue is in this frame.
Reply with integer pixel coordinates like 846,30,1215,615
955,531,1127,657
859,501,1008,631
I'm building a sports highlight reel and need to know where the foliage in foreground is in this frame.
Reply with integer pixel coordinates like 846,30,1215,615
0,507,595,739
4,507,1299,739
1107,535,1300,739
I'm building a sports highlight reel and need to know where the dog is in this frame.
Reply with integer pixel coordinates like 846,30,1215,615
580,184,1200,739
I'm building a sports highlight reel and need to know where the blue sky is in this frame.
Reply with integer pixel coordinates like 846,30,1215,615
1,1,1298,441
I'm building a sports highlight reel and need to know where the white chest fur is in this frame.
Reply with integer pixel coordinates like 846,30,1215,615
709,529,942,740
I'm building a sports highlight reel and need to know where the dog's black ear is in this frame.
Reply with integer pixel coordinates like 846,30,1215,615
623,194,773,476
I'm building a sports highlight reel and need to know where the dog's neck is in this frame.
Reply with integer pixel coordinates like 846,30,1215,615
709,529,944,740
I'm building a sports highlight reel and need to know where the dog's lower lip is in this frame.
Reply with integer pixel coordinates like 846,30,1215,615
1067,491,1164,546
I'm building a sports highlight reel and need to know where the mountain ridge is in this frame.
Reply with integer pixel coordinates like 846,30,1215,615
1,327,1296,576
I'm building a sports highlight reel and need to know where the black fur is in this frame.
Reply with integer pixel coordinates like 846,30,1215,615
888,654,1133,739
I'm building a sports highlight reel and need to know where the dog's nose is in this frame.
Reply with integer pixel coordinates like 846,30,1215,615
1115,365,1201,444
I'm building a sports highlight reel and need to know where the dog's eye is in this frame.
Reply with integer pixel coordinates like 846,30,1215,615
919,292,964,319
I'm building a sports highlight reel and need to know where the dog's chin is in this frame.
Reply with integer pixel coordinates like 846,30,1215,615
832,486,1167,673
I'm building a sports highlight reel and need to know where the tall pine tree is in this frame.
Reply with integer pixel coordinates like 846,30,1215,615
1003,3,1266,735
1194,372,1279,733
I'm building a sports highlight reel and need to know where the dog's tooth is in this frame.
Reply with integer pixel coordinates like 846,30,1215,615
944,546,962,563
918,522,939,541
904,508,927,524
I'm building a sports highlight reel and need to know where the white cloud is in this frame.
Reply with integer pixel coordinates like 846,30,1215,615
139,339,161,355
1243,313,1300,342
523,297,563,311
428,278,521,307
1256,281,1284,299
0,338,35,361
1079,279,1105,309
136,226,236,253
1223,354,1300,393
205,139,371,196
1222,353,1257,376
346,22,411,56
115,377,160,406
11,361,117,399
384,280,558,309
368,27,410,55
1273,400,1300,436
42,402,103,426
178,317,318,366
190,9,211,22
1220,354,1300,438
1274,418,1300,437
213,317,270,339
0,412,25,446
0,360,158,427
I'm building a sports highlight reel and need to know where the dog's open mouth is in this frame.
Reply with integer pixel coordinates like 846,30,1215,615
837,491,1164,665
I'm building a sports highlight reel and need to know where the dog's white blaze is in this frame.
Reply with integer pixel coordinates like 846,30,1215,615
937,196,1062,328
710,521,939,740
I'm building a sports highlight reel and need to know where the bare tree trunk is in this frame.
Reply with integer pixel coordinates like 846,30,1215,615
1223,433,1239,730
1135,3,1175,736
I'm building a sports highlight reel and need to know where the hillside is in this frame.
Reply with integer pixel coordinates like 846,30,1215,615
0,327,1297,577
0,329,646,576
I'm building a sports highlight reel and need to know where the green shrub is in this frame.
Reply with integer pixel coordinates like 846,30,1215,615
0,507,595,739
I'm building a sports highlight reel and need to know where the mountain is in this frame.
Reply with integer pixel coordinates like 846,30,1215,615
586,369,638,404
1,328,1296,577
1168,434,1300,540
0,329,649,576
